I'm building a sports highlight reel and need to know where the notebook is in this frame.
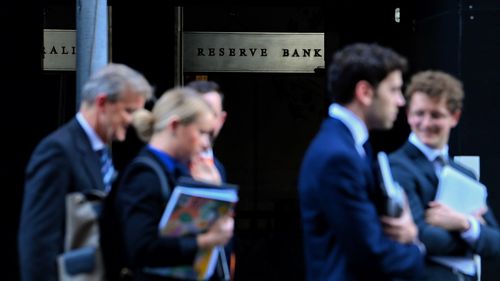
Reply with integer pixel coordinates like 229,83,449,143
435,166,487,214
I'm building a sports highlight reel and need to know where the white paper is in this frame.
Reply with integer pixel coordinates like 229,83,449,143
378,152,398,196
454,156,480,180
435,166,487,214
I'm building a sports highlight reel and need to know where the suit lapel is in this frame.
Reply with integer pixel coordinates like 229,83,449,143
449,160,478,180
404,142,440,200
329,118,375,188
71,119,105,191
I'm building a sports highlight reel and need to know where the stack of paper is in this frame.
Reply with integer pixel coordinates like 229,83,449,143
435,166,487,214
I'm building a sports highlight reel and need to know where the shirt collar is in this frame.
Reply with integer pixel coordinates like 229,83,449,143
76,112,106,152
329,103,369,149
408,132,449,162
147,145,190,176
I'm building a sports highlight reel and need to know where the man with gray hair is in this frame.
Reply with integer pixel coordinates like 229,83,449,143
19,63,153,281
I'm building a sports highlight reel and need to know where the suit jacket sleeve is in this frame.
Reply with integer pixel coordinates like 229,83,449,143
390,155,476,256
452,164,500,257
318,153,423,278
390,155,500,258
390,156,469,256
19,141,71,281
117,166,198,268
473,208,500,257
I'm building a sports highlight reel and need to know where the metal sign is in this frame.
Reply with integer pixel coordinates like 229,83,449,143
43,29,76,71
183,32,324,73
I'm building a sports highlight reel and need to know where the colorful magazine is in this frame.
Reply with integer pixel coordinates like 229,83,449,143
146,179,238,280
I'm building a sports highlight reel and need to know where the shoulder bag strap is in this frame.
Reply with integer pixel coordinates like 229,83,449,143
130,157,171,200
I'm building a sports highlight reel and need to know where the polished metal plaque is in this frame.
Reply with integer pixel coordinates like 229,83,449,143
183,32,324,73
43,29,76,71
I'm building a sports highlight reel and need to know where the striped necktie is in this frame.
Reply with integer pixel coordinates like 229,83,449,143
98,147,115,192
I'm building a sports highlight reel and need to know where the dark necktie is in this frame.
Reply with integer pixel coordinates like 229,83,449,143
363,140,373,164
434,155,448,176
98,147,115,192
435,155,448,166
363,140,379,187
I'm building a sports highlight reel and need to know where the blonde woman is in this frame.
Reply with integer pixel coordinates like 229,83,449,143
102,87,233,281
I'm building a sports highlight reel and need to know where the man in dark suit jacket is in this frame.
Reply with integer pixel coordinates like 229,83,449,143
389,70,500,281
18,63,153,281
298,43,425,281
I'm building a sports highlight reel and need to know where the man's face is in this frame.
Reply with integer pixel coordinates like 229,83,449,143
98,89,146,143
366,70,406,130
202,91,226,139
407,91,460,149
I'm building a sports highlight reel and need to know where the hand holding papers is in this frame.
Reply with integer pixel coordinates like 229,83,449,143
147,178,238,280
377,152,405,217
435,166,487,215
378,152,419,243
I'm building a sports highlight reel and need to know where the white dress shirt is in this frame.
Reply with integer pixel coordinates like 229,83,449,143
329,103,369,158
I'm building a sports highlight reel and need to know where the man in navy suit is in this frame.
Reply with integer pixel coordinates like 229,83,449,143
389,70,500,281
18,63,153,281
298,43,425,281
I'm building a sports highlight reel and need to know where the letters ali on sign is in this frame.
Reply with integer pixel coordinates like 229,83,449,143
43,29,76,71
183,32,325,73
